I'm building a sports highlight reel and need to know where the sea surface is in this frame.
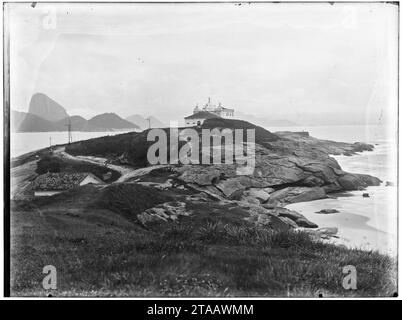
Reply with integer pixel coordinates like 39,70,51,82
11,130,134,157
11,125,398,255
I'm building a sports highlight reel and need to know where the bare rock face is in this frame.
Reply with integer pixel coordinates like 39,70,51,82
137,201,190,225
267,187,327,206
315,209,339,214
337,173,381,191
175,133,380,197
237,202,317,229
304,227,339,240
242,188,270,203
215,178,246,199
262,206,318,228
255,214,292,231
29,93,69,122
239,194,260,205
177,165,235,186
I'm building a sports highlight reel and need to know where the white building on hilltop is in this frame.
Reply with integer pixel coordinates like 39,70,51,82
184,98,235,127
193,97,234,118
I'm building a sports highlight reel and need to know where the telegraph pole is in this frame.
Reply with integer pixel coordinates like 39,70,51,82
145,117,151,129
65,119,72,144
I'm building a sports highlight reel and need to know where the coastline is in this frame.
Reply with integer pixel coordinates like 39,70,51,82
11,126,396,255
286,144,397,256
9,124,397,296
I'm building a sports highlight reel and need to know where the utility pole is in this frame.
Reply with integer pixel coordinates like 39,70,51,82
145,117,151,129
65,119,72,144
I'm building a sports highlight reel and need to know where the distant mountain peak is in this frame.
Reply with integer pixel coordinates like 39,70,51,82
89,113,139,130
126,114,166,130
28,93,69,122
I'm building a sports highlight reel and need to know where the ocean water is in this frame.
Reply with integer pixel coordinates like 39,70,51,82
10,130,135,158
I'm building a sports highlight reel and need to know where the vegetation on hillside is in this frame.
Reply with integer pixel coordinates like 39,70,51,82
35,155,121,183
93,184,173,222
10,118,396,297
65,118,280,167
11,206,396,297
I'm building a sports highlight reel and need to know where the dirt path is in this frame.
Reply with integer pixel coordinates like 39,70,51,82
54,146,168,183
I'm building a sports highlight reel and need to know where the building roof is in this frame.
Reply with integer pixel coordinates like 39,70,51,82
32,172,103,191
184,111,221,120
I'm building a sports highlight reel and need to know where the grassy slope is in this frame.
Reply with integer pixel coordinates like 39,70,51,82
11,185,397,297
36,155,121,183
10,121,396,297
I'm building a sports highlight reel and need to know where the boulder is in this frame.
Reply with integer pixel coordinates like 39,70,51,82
186,184,226,201
301,176,324,187
263,207,318,228
338,173,381,191
315,209,339,214
215,178,246,199
357,174,382,186
277,216,299,228
237,202,279,217
177,166,222,186
242,188,270,203
267,187,327,205
258,215,292,231
263,187,275,194
239,195,261,205
262,203,278,209
316,227,339,239
137,201,190,225
351,142,374,152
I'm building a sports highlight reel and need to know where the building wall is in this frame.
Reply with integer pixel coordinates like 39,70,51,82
214,110,234,118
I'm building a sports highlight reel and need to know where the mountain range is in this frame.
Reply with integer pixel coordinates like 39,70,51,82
125,114,166,130
11,93,165,133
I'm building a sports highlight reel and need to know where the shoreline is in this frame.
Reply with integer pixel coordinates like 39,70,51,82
287,144,397,256
11,128,396,256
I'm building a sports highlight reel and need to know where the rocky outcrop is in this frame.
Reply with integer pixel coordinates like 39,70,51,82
137,201,190,225
215,178,246,199
337,173,381,191
315,209,339,214
177,166,225,186
273,131,374,156
243,188,270,203
267,187,327,206
262,206,318,228
236,202,317,229
63,117,381,233
175,133,380,201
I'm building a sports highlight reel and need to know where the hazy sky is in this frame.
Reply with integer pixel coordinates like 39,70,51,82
7,2,398,124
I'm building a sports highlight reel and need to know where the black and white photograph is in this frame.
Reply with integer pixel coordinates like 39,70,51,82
3,1,399,299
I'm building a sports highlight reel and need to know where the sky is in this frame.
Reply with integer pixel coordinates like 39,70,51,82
6,2,398,125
